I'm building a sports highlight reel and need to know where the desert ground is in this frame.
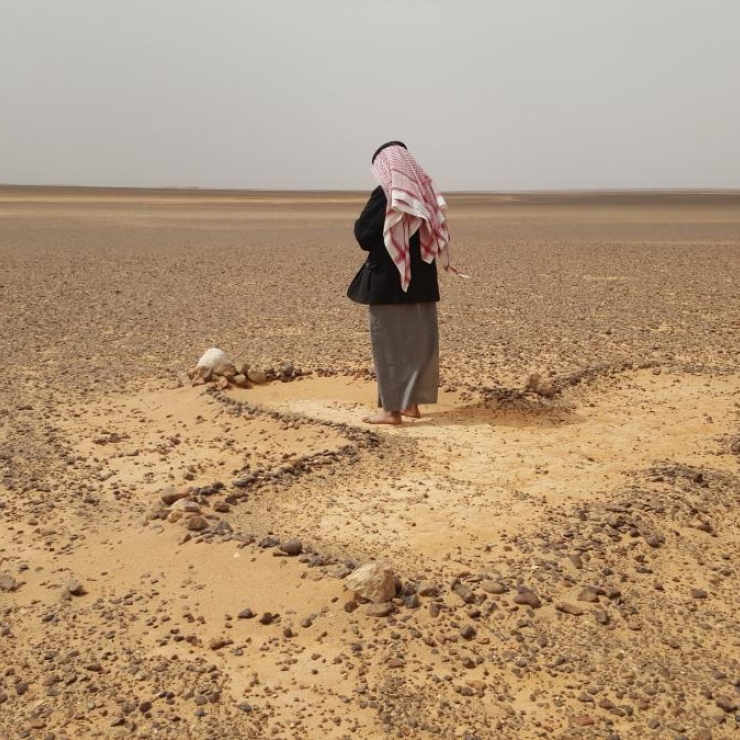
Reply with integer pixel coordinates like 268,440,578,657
0,187,739,740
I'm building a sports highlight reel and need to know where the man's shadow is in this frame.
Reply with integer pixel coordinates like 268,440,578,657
416,397,581,429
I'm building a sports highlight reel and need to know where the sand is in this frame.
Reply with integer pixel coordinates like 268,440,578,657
0,187,739,739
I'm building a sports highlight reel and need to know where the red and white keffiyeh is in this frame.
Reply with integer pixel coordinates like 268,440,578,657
371,145,464,292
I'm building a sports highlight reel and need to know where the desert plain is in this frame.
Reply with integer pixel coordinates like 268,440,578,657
0,187,739,740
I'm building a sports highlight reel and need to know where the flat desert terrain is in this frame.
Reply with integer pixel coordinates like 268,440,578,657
1,187,739,740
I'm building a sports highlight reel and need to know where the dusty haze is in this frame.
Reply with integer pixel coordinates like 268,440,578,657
1,1,739,190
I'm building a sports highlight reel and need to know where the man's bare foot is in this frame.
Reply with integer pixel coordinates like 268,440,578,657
401,404,420,419
362,410,402,425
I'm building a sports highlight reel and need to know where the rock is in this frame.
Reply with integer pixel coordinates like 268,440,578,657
460,625,476,640
594,610,610,625
417,582,439,597
237,608,255,619
404,594,420,609
218,363,237,378
345,562,398,603
216,376,230,391
280,538,303,556
160,486,189,506
577,587,600,603
232,374,249,388
513,586,542,609
64,577,85,596
691,588,708,600
556,602,584,616
525,373,557,398
247,369,268,385
715,696,738,713
452,582,476,604
0,574,19,592
573,715,595,726
196,347,231,375
186,516,209,532
259,612,275,625
366,602,394,617
170,498,200,513
480,579,507,595
209,637,230,650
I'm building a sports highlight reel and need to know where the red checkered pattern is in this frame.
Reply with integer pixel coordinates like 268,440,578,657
371,145,462,292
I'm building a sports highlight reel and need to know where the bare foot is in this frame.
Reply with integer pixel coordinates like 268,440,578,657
362,410,402,425
401,404,420,419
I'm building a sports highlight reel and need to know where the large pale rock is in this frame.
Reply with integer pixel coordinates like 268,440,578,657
170,499,201,513
196,347,229,370
345,562,398,603
196,348,235,377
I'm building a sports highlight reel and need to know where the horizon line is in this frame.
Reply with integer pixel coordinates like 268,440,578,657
1,183,740,196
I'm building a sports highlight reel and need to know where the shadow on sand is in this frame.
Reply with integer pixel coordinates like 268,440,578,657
417,399,582,429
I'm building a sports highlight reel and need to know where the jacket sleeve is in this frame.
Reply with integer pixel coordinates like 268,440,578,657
354,186,387,252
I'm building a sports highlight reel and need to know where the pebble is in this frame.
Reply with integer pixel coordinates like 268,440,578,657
715,695,738,713
186,516,209,532
64,576,85,596
577,587,600,603
404,594,420,609
160,487,189,506
513,586,542,609
237,608,255,619
480,580,507,594
0,574,19,592
366,603,394,617
452,582,475,604
280,538,303,556
555,602,584,616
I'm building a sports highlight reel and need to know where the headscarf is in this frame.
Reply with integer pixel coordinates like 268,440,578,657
370,142,464,292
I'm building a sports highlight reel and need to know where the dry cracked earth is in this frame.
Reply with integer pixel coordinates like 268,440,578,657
0,187,739,740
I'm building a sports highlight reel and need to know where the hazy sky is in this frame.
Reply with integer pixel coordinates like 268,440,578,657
1,1,739,191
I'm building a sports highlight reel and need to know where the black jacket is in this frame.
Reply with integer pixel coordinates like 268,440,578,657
347,186,440,305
